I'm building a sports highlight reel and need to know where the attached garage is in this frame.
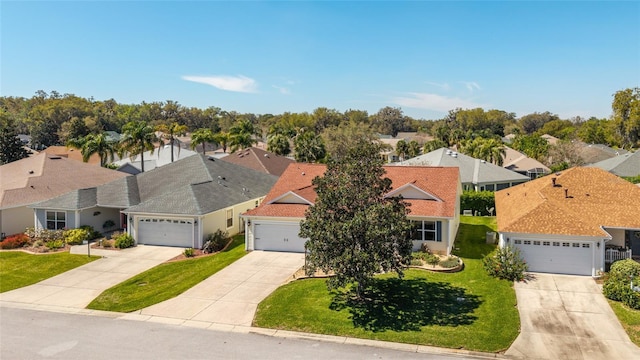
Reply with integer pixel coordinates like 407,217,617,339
253,222,306,252
512,239,594,276
137,217,194,247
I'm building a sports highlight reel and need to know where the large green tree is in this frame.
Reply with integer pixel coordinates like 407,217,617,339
0,115,28,164
293,130,326,163
266,133,291,156
120,121,158,172
460,137,506,165
190,128,216,155
68,133,117,167
299,140,413,299
511,134,550,161
612,87,640,148
229,119,259,151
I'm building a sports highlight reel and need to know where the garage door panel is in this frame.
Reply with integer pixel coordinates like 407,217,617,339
254,223,306,252
138,218,193,247
513,239,592,276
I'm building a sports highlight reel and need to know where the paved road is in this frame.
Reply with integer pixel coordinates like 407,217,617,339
0,307,480,360
506,273,640,359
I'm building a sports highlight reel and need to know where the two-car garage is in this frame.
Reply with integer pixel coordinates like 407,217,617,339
511,238,596,276
136,217,195,248
251,222,307,253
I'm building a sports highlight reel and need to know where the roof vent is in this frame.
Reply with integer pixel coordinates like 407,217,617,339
564,188,573,199
49,156,62,160
264,153,269,158
481,160,486,163
451,153,457,158
302,172,305,176
28,170,34,174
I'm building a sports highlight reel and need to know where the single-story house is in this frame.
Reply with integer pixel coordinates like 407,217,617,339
42,146,102,166
587,150,639,177
30,155,278,248
242,163,461,255
495,167,640,276
219,147,295,176
0,153,129,237
395,147,530,191
502,146,550,179
114,144,198,174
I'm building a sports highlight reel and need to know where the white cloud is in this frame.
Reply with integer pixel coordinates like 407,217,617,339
272,85,291,95
425,81,451,91
392,92,485,113
182,75,257,93
460,81,481,92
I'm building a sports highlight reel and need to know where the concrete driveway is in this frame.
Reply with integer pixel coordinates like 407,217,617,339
0,245,183,309
506,273,640,359
138,251,304,327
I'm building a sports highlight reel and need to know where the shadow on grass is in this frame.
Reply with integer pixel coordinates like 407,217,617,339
453,223,496,259
330,278,481,332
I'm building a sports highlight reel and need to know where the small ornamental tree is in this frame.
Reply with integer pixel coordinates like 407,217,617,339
483,246,528,281
299,139,413,299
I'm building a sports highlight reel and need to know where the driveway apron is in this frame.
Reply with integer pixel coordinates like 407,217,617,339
506,273,640,359
0,245,183,309
140,251,304,327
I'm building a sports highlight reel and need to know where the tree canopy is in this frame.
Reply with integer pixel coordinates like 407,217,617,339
299,139,413,299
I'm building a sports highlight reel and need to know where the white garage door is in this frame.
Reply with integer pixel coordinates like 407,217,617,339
513,239,593,276
254,222,306,252
138,218,193,247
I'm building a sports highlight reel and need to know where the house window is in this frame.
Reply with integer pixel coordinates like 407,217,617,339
562,242,570,247
226,209,233,228
485,184,495,192
496,183,509,191
553,242,560,246
533,241,541,245
46,211,66,230
411,220,442,242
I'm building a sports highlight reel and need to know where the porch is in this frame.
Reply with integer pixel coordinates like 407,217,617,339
605,247,633,263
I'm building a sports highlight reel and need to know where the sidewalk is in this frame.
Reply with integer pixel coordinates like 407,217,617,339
0,245,183,309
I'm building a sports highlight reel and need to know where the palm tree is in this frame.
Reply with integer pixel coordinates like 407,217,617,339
229,119,258,151
155,122,188,163
213,132,230,153
190,128,216,155
267,133,291,156
395,139,408,161
120,121,158,172
293,130,326,163
80,133,117,167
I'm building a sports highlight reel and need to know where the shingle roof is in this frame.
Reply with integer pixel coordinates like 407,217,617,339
219,147,294,176
395,148,529,185
0,153,129,209
503,146,550,174
243,163,460,219
586,151,640,177
495,167,640,237
42,146,102,165
114,144,198,172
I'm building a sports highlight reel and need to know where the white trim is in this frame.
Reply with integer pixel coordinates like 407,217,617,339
268,191,314,205
384,183,443,202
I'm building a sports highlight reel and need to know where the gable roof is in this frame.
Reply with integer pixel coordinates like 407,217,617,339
219,147,294,176
243,163,460,219
495,167,640,237
396,148,529,185
587,150,640,177
113,144,198,172
502,146,550,174
42,146,102,165
0,153,129,209
577,142,628,164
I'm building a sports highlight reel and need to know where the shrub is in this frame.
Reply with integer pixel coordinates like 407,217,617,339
79,225,102,240
46,239,65,250
483,246,528,281
183,248,195,257
202,229,229,254
603,259,640,309
410,258,423,266
440,256,459,268
64,228,90,245
426,253,441,267
460,190,495,216
25,228,65,243
102,239,113,248
114,233,135,249
0,233,30,249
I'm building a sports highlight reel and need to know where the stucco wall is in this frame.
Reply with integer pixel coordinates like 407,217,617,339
201,197,264,248
604,228,626,247
79,207,122,234
0,207,34,236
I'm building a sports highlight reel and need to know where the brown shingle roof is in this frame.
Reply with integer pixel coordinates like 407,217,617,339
495,167,640,236
43,146,102,165
219,147,294,176
0,153,129,208
243,163,460,219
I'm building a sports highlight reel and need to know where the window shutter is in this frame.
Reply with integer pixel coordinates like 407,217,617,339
436,221,442,242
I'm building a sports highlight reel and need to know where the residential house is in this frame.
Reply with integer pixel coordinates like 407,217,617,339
0,153,128,237
495,167,640,276
219,147,295,176
43,146,102,166
242,163,461,255
587,150,639,177
114,144,198,174
30,155,277,248
577,142,628,165
502,146,550,179
395,148,530,191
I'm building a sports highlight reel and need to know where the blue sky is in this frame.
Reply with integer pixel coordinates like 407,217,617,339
2,1,639,120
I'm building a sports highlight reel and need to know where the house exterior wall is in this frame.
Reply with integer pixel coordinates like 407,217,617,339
498,231,605,276
79,207,121,234
604,227,626,247
34,209,77,230
126,213,198,247
201,197,264,248
1,206,35,236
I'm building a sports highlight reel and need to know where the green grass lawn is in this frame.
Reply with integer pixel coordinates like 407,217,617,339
609,299,640,346
0,251,98,293
254,216,520,353
87,235,247,312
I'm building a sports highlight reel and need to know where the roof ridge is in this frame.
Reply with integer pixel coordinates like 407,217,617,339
249,148,270,174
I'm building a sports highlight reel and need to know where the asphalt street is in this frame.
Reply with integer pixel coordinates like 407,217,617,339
0,307,480,360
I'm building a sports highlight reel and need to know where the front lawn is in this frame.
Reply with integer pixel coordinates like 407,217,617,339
87,235,246,312
254,216,520,353
609,299,640,346
0,251,98,293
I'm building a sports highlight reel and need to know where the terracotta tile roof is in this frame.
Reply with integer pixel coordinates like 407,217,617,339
0,153,129,209
243,163,460,219
219,147,295,176
43,146,102,165
495,167,640,237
